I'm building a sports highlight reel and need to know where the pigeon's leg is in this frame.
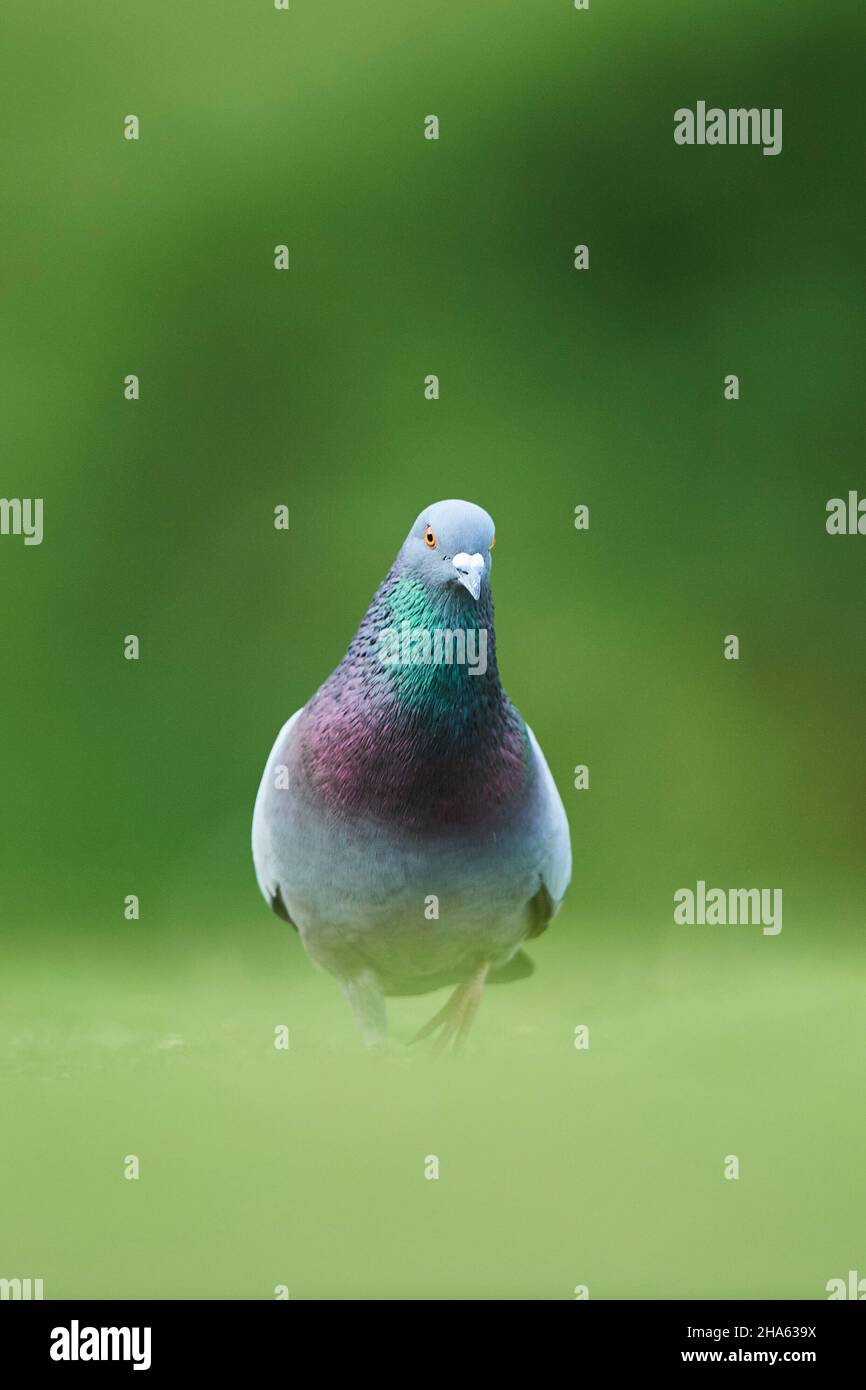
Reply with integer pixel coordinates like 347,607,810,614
339,969,387,1053
410,963,490,1054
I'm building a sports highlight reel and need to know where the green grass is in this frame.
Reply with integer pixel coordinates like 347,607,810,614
3,918,862,1299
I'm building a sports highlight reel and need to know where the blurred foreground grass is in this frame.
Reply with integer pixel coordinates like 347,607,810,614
2,914,863,1300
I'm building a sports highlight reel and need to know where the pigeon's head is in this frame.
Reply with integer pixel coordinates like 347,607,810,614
401,499,496,603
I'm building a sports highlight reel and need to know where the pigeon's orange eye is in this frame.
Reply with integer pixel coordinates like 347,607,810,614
424,527,436,548
489,536,496,550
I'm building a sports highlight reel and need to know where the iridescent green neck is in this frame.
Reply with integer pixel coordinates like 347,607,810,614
374,573,499,716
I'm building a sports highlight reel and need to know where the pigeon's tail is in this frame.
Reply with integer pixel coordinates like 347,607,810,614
487,949,535,985
269,885,298,931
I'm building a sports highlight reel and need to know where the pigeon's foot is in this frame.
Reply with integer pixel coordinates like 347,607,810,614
409,962,490,1054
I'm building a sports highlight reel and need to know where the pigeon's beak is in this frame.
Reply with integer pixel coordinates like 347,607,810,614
451,552,485,601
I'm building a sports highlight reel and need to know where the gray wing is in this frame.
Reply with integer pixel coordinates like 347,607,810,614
251,708,303,927
524,724,572,937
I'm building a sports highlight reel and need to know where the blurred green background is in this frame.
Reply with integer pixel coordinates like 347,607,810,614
1,0,864,1299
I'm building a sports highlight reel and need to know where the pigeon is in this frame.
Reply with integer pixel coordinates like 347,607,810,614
252,499,571,1051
